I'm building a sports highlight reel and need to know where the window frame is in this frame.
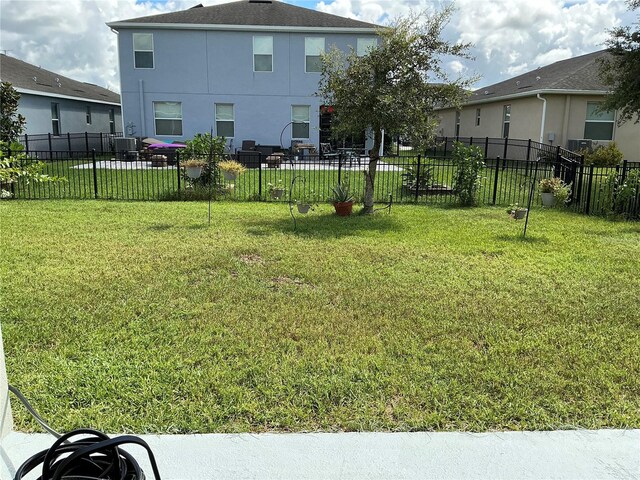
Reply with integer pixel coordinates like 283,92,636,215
86,105,92,125
356,37,377,57
215,103,235,139
475,108,481,127
133,33,154,70
153,101,183,137
291,105,310,139
108,109,116,135
455,110,461,137
51,102,60,136
304,37,325,73
584,101,615,141
253,35,273,73
502,104,511,138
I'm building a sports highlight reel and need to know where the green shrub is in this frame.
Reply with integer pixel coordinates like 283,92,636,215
452,142,485,206
583,142,624,167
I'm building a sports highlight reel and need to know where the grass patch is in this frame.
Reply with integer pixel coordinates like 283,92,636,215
1,201,639,433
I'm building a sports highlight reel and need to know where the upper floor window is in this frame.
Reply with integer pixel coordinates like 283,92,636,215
584,102,614,141
51,103,60,136
133,33,154,69
305,37,324,73
215,103,235,138
86,106,92,125
292,105,310,138
357,38,377,56
455,110,461,137
109,109,116,134
475,108,481,127
253,36,273,72
502,104,511,138
153,101,182,136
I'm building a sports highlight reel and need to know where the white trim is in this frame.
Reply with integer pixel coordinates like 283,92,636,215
461,89,609,107
215,103,235,139
15,88,120,106
153,101,183,137
304,37,324,74
107,22,377,34
253,35,273,73
133,32,155,70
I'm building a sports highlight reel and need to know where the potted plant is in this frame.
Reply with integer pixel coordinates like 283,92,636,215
538,177,571,207
295,189,318,214
506,203,528,220
218,159,246,181
331,183,354,216
181,159,207,179
401,164,432,196
268,179,285,199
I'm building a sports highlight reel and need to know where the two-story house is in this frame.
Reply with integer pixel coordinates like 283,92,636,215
437,50,640,161
107,0,379,152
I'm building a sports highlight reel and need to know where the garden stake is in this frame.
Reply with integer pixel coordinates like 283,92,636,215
288,174,306,231
523,157,540,238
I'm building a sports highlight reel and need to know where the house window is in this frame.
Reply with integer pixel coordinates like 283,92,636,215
292,105,310,138
153,101,182,136
86,106,92,125
109,109,116,134
305,37,324,73
475,108,481,127
51,102,60,136
133,33,154,69
253,36,273,72
502,104,511,138
357,38,377,56
584,102,614,141
455,111,461,137
215,103,235,138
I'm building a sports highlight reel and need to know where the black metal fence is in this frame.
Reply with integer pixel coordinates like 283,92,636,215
4,137,639,220
16,132,124,158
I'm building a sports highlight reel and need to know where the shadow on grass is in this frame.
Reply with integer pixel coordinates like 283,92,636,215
495,234,550,244
148,224,173,231
244,210,402,239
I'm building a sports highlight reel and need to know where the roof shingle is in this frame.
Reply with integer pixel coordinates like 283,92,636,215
0,54,120,104
110,0,379,30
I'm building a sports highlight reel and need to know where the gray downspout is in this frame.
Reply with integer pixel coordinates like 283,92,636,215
536,93,547,144
139,79,146,137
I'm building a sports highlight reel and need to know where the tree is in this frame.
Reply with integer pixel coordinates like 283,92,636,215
598,1,640,124
318,7,475,214
0,81,26,144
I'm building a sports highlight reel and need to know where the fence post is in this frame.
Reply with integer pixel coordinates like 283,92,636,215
469,136,473,147
575,155,585,207
85,132,89,154
48,133,52,158
338,153,343,185
621,160,628,184
526,139,531,161
585,165,594,215
100,133,104,154
176,150,181,193
415,154,422,203
92,149,99,199
554,146,561,178
484,137,489,159
492,156,500,205
67,132,72,153
502,137,508,161
443,137,448,157
258,154,262,200
24,134,29,154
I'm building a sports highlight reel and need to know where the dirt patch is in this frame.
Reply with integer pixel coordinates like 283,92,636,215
239,254,264,265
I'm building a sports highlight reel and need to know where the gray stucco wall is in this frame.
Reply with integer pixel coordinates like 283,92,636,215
17,93,122,135
117,28,377,149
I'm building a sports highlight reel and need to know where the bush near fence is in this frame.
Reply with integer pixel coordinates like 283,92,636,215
5,137,639,220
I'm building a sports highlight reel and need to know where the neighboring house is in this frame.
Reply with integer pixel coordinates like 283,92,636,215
107,0,379,151
0,54,122,137
438,50,640,161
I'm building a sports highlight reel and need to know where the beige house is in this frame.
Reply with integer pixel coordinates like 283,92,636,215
438,51,640,161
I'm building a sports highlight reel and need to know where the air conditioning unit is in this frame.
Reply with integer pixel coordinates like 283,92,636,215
567,139,592,152
114,137,137,152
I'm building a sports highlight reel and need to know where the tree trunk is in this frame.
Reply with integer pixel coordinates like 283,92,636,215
362,129,382,214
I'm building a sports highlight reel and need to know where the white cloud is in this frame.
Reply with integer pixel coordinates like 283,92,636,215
0,0,636,94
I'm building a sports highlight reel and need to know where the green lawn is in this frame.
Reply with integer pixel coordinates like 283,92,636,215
1,201,639,434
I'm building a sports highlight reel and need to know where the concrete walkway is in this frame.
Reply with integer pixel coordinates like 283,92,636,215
2,429,638,479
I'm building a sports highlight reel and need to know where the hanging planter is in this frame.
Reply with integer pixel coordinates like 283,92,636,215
219,160,246,182
182,159,207,179
541,192,556,207
507,204,528,220
297,203,312,214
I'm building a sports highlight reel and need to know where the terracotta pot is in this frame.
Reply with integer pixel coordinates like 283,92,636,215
334,201,353,216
